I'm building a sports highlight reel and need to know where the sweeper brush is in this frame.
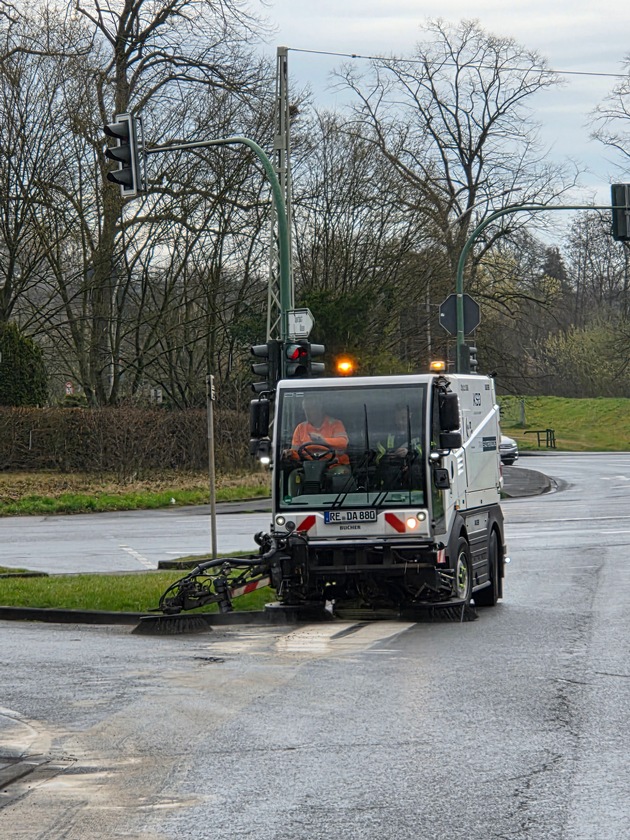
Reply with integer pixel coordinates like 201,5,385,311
132,550,275,635
132,531,484,636
132,613,212,636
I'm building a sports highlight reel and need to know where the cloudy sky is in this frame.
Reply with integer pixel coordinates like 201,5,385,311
262,1,630,205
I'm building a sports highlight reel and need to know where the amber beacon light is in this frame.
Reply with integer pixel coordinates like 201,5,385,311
429,360,447,372
336,357,355,376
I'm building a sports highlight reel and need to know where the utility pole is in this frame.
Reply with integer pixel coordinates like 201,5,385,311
267,46,294,342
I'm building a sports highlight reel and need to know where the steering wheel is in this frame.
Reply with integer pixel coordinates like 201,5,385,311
297,442,337,462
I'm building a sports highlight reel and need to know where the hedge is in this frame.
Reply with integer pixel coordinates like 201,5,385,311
0,406,251,474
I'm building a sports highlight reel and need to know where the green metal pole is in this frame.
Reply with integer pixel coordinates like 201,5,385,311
147,136,291,341
455,203,614,372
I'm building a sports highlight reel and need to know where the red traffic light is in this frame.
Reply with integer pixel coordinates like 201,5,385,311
285,344,308,361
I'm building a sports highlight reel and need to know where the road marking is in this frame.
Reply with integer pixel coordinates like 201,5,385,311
506,514,630,525
275,621,414,656
164,551,209,556
119,544,155,569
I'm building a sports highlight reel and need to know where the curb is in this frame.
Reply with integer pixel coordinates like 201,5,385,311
0,606,144,625
0,605,328,628
501,466,553,498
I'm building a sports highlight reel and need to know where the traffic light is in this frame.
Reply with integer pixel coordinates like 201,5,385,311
284,341,309,378
250,340,280,394
104,112,144,197
309,343,325,376
468,345,478,372
457,342,478,373
284,341,326,378
611,184,630,241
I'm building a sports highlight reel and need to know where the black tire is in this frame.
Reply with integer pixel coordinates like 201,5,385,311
474,530,500,607
453,536,472,602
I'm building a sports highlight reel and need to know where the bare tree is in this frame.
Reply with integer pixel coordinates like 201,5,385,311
64,0,270,404
592,58,630,169
337,19,577,290
565,212,630,323
1,0,273,405
0,7,90,333
290,108,438,370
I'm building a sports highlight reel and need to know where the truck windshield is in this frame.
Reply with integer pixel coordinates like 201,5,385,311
276,384,426,511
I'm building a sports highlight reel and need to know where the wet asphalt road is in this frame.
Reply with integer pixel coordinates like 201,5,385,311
1,453,629,838
0,501,273,574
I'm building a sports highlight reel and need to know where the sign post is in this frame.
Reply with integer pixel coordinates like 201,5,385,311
206,375,217,560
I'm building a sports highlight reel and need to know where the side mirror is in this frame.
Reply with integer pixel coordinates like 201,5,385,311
250,398,270,439
439,431,462,450
433,468,450,490
249,437,272,465
439,392,460,432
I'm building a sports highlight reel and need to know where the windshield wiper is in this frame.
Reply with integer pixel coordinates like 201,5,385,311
330,463,360,508
370,489,389,509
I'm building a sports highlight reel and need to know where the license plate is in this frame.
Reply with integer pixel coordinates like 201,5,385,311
324,509,377,524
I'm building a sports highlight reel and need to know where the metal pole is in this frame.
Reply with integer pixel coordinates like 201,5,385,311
275,47,294,312
206,374,217,561
455,203,614,372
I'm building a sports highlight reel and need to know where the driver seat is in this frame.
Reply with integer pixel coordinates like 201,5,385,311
287,468,304,496
287,460,329,496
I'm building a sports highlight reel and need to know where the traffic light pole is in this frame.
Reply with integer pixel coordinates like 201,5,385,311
455,202,615,372
146,136,292,341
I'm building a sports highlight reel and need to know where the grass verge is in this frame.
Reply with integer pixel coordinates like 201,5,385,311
0,569,273,613
499,395,630,451
0,470,270,516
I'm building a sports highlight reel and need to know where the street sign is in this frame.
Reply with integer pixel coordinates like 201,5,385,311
439,294,480,336
287,308,314,338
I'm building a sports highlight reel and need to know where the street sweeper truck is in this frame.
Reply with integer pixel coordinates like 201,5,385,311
152,371,507,621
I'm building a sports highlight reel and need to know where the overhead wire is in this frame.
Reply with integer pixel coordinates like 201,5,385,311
286,46,628,80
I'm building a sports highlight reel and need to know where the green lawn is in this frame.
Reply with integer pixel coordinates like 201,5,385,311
0,569,272,613
0,470,270,516
499,395,630,451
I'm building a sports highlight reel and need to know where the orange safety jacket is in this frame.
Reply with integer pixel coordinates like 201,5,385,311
290,417,350,465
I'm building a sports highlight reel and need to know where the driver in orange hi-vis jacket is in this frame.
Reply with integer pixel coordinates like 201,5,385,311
287,393,350,465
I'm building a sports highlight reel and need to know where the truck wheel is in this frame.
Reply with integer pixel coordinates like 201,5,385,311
474,530,499,607
454,537,472,602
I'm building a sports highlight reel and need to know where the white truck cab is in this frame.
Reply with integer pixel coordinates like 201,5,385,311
254,372,506,611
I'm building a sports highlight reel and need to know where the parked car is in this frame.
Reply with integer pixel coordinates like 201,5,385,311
499,434,519,465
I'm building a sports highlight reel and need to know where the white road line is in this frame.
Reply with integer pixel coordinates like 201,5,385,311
119,544,155,569
506,515,630,525
275,621,414,655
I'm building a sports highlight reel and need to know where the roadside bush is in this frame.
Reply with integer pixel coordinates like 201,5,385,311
0,323,48,407
0,406,251,474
